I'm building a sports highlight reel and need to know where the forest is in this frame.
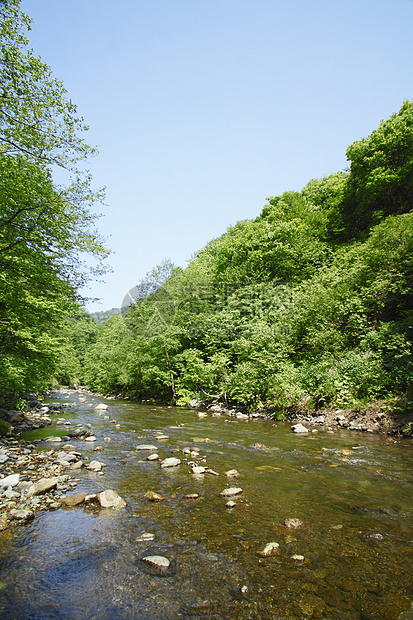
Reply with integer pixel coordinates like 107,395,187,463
1,0,412,424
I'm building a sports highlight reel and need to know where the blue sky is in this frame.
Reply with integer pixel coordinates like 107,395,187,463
21,0,413,311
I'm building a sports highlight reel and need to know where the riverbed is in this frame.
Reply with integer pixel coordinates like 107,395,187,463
0,390,412,619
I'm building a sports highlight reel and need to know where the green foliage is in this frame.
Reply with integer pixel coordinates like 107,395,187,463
0,1,109,405
337,100,413,239
81,103,413,414
90,307,122,324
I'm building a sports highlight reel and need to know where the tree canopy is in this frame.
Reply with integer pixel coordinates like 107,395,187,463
0,0,109,406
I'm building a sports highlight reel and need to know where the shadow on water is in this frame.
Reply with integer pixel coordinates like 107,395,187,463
1,391,413,619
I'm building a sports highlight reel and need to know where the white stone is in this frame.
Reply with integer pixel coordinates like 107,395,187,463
136,444,157,451
191,466,206,474
135,533,155,542
87,460,102,471
161,457,181,468
97,489,127,508
142,555,170,569
0,474,20,488
84,436,97,442
291,423,309,434
94,403,108,410
225,469,239,478
260,542,280,556
147,453,159,461
219,487,243,497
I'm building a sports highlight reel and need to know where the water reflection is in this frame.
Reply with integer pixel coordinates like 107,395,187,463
0,392,412,619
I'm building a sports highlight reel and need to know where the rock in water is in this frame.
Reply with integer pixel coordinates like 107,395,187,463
259,542,280,556
135,533,155,542
145,491,164,502
97,489,127,508
160,457,181,468
94,404,108,410
219,487,243,497
87,460,103,471
291,423,309,434
61,492,88,507
225,469,240,478
285,518,305,529
142,555,170,570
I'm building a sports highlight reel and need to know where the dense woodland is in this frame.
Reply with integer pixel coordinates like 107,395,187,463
0,1,412,423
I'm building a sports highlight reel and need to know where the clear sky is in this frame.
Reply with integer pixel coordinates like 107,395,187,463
21,0,413,312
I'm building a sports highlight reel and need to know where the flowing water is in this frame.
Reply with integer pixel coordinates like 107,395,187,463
0,391,412,619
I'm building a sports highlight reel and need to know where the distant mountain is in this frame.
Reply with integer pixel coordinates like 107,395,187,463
90,307,122,324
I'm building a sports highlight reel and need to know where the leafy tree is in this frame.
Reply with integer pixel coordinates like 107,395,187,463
0,0,109,403
0,0,95,169
338,100,413,239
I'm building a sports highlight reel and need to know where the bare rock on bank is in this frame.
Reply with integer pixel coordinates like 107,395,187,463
27,477,58,497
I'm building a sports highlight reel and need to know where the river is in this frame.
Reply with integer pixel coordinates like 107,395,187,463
0,390,412,619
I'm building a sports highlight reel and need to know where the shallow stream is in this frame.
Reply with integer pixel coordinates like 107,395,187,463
0,391,412,619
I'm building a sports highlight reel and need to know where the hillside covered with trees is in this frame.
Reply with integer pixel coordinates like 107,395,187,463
80,102,413,417
0,1,412,426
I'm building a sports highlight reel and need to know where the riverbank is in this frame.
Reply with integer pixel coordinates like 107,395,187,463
188,397,413,438
0,391,126,531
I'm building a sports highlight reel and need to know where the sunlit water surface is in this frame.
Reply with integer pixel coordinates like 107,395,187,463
0,392,412,619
